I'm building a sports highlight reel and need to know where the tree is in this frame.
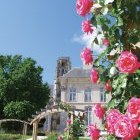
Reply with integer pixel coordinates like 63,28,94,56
0,55,50,120
76,0,140,139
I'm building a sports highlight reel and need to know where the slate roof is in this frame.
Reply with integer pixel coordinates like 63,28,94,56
62,67,91,78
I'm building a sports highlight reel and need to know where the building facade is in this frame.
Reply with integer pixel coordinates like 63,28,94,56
44,57,111,132
59,68,111,129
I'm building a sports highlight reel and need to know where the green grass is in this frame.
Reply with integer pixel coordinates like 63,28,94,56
0,133,31,140
79,137,90,140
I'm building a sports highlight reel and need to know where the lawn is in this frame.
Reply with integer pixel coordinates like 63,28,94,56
0,133,90,140
0,133,31,140
79,137,90,140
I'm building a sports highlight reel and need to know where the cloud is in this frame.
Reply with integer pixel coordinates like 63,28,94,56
72,33,106,55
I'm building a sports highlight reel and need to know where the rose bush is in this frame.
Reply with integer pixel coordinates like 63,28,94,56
126,97,140,123
114,115,139,140
82,19,93,34
103,38,109,46
80,47,93,65
76,0,140,139
92,104,105,119
105,80,112,92
67,119,72,125
106,109,122,134
88,125,100,140
117,51,140,73
76,0,93,16
90,69,99,83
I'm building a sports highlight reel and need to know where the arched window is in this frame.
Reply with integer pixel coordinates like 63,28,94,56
69,88,76,102
84,88,91,102
100,87,106,102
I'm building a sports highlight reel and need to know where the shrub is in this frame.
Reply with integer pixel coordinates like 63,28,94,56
46,132,58,140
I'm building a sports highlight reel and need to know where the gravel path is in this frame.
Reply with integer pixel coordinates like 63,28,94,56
26,136,47,140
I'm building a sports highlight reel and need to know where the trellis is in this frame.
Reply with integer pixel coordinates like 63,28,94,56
0,119,30,140
30,105,85,140
0,110,108,140
0,104,109,140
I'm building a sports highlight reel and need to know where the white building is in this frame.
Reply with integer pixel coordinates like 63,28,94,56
43,57,110,131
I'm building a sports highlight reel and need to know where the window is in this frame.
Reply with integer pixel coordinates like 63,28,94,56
61,68,66,76
85,107,92,126
69,88,76,102
84,88,91,102
100,87,106,102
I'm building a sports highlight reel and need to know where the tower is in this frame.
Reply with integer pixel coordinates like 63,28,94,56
56,57,71,78
53,57,71,104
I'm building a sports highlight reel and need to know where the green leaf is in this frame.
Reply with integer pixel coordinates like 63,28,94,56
107,98,116,109
107,135,117,140
117,17,123,26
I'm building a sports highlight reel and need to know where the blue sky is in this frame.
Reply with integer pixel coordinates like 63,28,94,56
0,0,85,84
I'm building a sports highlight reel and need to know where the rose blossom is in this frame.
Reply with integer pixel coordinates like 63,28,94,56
114,115,139,140
76,0,93,16
82,20,93,34
116,51,140,73
58,135,63,140
92,104,105,119
106,109,122,134
126,97,140,123
90,69,99,83
80,47,93,65
88,124,100,140
103,38,109,46
67,119,71,125
105,80,112,92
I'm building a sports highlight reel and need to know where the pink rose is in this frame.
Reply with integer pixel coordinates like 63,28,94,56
103,38,109,46
67,119,71,125
114,115,139,140
106,109,122,134
92,104,105,119
58,135,63,140
76,0,93,16
88,124,100,140
82,20,93,34
80,47,93,65
90,69,99,83
105,80,112,92
126,97,140,123
116,51,140,73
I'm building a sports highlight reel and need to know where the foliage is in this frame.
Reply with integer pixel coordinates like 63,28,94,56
46,132,58,140
79,138,90,140
0,55,50,120
90,0,140,113
3,101,34,120
68,115,85,140
59,102,72,112
106,135,117,140
76,0,140,139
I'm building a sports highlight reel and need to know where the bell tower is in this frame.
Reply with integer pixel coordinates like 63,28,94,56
53,57,71,104
56,57,71,77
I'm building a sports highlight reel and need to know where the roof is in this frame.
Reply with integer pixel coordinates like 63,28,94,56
61,67,91,78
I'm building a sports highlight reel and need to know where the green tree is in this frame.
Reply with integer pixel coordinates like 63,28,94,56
0,55,50,120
